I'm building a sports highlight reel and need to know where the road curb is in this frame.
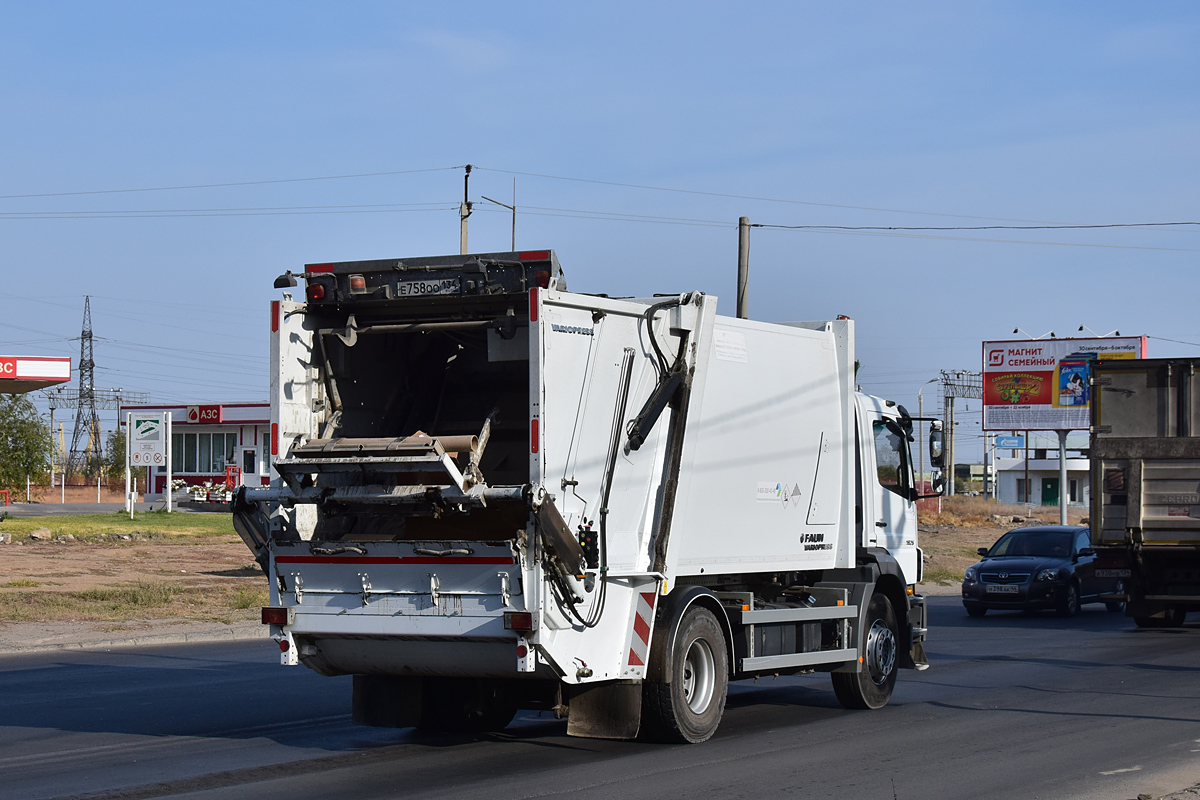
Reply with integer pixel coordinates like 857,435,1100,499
0,623,265,655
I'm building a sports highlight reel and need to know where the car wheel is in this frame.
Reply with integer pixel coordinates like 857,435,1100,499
1056,581,1080,618
1105,601,1125,613
966,606,987,618
832,592,898,710
641,605,729,743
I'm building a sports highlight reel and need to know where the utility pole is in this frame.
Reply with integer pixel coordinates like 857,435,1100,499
737,217,750,319
459,165,474,255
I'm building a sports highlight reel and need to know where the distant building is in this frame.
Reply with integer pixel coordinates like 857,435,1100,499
120,402,270,494
994,455,1089,508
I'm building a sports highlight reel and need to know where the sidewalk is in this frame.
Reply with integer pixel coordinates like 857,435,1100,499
0,619,263,654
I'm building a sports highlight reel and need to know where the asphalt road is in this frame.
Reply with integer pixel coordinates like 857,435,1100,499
3,597,1198,800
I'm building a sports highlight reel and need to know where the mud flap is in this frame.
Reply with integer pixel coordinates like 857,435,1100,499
566,681,642,739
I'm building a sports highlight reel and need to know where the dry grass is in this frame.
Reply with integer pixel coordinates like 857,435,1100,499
0,511,236,544
0,581,267,624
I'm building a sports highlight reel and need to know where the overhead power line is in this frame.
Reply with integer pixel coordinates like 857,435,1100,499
474,165,1062,224
756,222,1200,232
0,166,464,200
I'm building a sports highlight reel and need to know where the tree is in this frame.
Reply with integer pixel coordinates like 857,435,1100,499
104,428,126,486
0,394,51,491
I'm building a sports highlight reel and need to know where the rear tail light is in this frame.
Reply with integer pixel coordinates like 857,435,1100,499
262,607,290,625
504,611,534,631
306,283,326,301
348,274,368,294
533,270,551,288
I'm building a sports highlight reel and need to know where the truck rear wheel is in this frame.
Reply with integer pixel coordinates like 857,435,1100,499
418,677,517,733
832,592,898,710
641,605,728,743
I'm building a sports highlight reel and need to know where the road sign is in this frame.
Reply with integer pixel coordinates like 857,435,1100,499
995,435,1025,449
129,412,167,467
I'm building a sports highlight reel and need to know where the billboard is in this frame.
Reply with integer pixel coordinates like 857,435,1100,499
982,336,1147,431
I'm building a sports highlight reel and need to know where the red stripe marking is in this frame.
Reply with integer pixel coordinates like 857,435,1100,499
640,591,656,609
633,613,651,645
529,287,538,322
531,418,539,454
270,300,279,332
628,648,644,666
275,556,513,565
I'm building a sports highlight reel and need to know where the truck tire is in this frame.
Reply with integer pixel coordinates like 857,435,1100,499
418,677,516,733
641,605,728,743
1056,581,1080,618
832,592,898,710
1105,601,1125,613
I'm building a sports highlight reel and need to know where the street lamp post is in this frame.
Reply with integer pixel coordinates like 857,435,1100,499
918,378,938,490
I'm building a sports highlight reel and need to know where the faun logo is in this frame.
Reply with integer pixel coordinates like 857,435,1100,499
991,373,1043,404
551,324,594,336
988,349,1005,367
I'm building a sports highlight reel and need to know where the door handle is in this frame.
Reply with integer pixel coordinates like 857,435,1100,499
875,521,887,528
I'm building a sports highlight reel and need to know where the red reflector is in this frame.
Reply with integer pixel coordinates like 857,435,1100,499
270,423,278,456
262,607,288,625
519,250,549,261
516,645,528,658
306,283,325,301
504,611,534,631
534,270,551,288
531,419,539,453
529,287,538,322
307,263,335,273
279,639,290,652
270,300,279,333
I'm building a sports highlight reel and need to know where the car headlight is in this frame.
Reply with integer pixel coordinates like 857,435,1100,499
1036,568,1059,581
963,567,978,582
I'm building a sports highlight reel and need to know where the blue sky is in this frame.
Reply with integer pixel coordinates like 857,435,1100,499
2,2,1197,458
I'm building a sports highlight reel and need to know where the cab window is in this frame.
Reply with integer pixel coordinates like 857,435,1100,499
872,420,910,497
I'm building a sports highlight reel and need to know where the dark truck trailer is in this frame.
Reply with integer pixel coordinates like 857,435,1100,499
1091,357,1200,627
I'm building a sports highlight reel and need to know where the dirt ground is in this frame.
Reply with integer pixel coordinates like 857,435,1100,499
0,497,1084,647
0,512,268,646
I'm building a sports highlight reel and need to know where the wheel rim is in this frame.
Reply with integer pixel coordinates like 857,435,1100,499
681,637,716,714
1068,585,1079,613
866,618,896,686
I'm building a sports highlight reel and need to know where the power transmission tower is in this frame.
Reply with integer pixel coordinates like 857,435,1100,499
67,297,103,477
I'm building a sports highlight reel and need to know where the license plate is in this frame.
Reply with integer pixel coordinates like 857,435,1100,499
986,584,1020,593
1095,569,1131,578
398,278,460,297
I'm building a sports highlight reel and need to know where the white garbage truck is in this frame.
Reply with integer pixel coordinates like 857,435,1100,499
235,249,942,743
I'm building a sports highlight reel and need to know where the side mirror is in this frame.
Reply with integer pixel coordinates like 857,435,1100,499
919,472,946,499
977,547,989,557
1078,547,1095,558
928,420,944,469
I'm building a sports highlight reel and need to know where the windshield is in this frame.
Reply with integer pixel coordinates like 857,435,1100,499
988,530,1074,558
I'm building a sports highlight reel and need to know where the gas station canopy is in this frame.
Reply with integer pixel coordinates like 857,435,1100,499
0,356,71,393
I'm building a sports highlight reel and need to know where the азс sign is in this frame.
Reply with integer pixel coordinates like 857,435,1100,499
982,336,1147,431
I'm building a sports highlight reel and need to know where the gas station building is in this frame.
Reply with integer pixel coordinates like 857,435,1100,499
119,402,271,493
